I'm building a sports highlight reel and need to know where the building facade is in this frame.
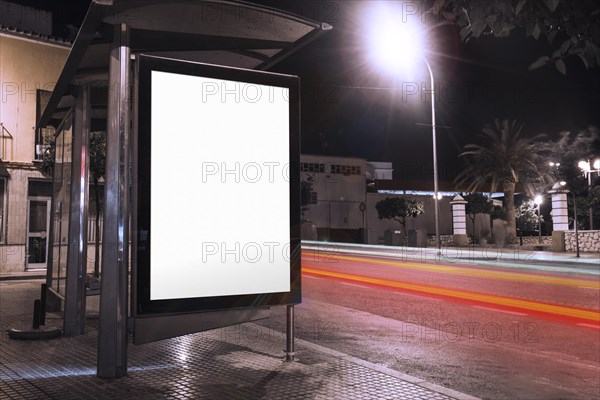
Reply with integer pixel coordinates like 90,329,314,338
301,154,457,244
0,28,70,272
301,154,368,242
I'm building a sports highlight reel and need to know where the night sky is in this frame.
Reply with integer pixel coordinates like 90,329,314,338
11,0,600,181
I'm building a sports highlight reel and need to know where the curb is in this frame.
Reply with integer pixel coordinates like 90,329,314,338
247,322,481,400
0,274,46,281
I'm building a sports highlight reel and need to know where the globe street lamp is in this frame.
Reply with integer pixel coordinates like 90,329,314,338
578,159,600,229
534,195,543,244
367,4,441,253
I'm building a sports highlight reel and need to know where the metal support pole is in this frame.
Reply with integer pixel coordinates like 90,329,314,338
64,85,90,336
588,171,593,230
32,300,41,329
573,192,580,258
40,283,47,326
98,23,131,378
423,58,441,255
537,204,542,244
285,305,295,361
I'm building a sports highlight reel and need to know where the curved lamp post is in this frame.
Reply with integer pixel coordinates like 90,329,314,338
424,58,441,254
367,4,441,253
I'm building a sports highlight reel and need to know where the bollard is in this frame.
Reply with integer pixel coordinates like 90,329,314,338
32,300,41,329
285,305,295,361
40,284,47,326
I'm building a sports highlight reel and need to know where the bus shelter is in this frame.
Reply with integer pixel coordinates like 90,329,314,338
38,0,330,378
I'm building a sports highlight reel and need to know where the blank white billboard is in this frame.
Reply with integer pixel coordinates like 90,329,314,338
150,70,291,300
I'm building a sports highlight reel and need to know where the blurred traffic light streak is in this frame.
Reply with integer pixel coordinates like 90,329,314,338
302,254,600,328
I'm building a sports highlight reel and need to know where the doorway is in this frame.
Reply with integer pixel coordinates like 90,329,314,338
26,180,52,270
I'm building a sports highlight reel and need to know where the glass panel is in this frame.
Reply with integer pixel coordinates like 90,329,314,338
50,114,72,296
0,178,5,242
28,236,47,264
36,90,54,161
29,201,48,232
28,180,53,197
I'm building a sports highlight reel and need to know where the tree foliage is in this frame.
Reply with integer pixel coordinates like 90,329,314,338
544,126,600,229
464,192,493,221
463,192,493,241
37,138,55,179
375,196,425,236
36,131,107,277
515,198,543,231
300,176,315,219
547,126,600,191
89,132,106,277
492,205,507,221
455,119,553,241
430,0,600,74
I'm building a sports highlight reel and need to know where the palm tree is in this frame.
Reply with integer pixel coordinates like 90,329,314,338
455,119,552,242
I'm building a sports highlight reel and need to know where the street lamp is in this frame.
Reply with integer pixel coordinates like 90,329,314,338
534,195,543,244
578,158,600,229
367,4,441,254
571,190,581,258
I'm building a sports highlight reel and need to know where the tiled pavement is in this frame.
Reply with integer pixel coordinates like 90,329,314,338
1,282,477,400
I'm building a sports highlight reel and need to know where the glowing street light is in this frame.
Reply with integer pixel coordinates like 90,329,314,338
534,195,543,244
367,3,441,253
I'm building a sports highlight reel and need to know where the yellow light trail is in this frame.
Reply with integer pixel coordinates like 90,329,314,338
302,252,600,289
303,267,600,323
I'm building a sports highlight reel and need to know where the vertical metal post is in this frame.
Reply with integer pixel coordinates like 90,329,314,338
285,305,295,361
573,192,580,258
33,300,41,329
537,204,542,244
39,283,47,326
423,58,441,255
98,23,131,378
588,170,593,230
64,85,90,336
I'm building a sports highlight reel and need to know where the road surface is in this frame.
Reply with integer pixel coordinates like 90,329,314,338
260,247,600,400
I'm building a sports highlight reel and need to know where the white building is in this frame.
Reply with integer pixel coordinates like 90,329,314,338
301,155,470,245
301,154,370,242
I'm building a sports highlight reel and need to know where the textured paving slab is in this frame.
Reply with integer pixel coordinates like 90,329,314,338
1,282,467,399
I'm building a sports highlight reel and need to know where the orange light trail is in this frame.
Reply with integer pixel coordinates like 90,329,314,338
302,267,600,324
302,251,600,289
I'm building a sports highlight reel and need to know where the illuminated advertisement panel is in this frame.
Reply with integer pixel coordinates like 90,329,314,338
135,55,300,315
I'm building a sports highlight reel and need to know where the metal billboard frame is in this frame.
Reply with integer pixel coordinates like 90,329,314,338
131,54,301,344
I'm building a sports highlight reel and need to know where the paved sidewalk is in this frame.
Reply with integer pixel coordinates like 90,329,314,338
0,282,479,400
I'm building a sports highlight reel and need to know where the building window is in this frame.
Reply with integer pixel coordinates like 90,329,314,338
308,191,318,204
330,164,361,175
301,163,325,173
0,178,5,242
35,90,55,161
